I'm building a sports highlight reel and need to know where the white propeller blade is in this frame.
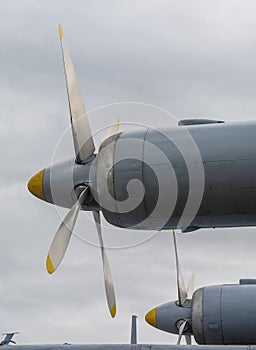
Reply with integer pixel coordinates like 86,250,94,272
186,272,195,299
93,211,116,318
172,230,187,306
59,25,95,163
95,117,120,154
46,187,89,274
177,320,188,345
172,232,194,345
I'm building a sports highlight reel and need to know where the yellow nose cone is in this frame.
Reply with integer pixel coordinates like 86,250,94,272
27,169,46,201
145,307,157,328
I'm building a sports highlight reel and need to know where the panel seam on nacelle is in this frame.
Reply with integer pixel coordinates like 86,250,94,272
142,128,150,221
220,285,224,344
113,133,122,228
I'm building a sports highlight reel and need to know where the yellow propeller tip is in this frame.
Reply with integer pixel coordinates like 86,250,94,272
117,117,120,129
58,24,64,40
110,304,116,318
46,255,55,274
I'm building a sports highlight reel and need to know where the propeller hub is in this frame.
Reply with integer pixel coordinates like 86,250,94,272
145,300,192,334
27,160,97,210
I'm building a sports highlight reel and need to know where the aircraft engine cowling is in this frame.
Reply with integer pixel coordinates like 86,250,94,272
90,121,256,231
192,283,256,345
146,280,256,345
90,128,191,231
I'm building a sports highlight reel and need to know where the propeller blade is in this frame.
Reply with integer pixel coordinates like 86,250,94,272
172,230,187,306
185,335,192,345
95,117,120,153
186,272,195,299
93,211,116,318
177,320,187,345
46,186,89,274
58,24,95,163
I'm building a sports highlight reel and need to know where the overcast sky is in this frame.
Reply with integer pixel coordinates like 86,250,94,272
1,0,256,346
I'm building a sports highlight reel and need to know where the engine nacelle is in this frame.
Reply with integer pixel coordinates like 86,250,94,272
34,122,256,232
192,281,256,345
92,122,256,231
146,279,256,345
93,129,184,231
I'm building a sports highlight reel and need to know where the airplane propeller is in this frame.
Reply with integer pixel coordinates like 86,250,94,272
46,186,89,274
45,25,118,318
172,230,194,344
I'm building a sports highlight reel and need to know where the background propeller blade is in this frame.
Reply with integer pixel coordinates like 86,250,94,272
185,335,192,345
58,25,95,163
46,186,89,274
93,211,116,318
172,231,194,344
186,272,195,299
95,117,120,154
172,230,187,306
177,320,188,344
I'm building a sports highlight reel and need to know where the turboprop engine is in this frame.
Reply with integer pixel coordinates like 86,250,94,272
146,279,256,345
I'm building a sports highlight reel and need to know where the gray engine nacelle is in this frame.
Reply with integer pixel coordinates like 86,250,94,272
146,279,256,345
91,122,256,232
192,281,256,345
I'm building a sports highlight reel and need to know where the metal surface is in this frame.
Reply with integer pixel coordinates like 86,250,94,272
152,300,192,335
31,121,256,231
172,231,187,306
192,284,256,344
28,24,256,232
148,282,256,345
1,345,254,350
46,186,89,274
101,122,256,230
93,211,116,318
192,285,223,344
130,315,137,344
58,25,95,163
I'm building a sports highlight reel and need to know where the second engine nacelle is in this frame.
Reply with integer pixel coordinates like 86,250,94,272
146,279,256,345
192,280,256,345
